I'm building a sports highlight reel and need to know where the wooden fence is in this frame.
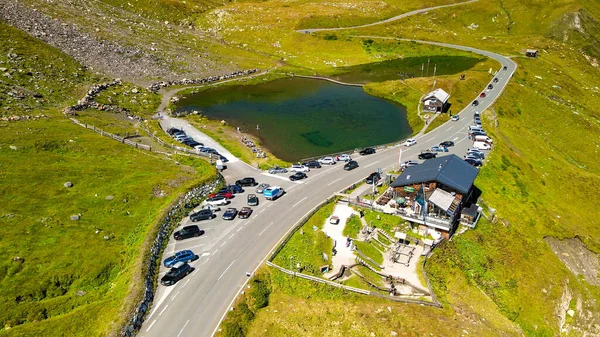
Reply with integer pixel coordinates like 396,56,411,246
70,118,152,151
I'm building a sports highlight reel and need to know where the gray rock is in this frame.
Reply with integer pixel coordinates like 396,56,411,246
76,290,86,296
105,195,114,200
103,235,110,240
70,214,80,221
64,181,73,188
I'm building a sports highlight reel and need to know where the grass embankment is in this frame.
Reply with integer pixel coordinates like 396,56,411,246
353,241,384,265
342,214,362,238
272,201,335,275
0,119,215,336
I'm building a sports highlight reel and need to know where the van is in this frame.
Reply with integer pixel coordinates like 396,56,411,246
468,125,483,132
474,135,493,144
473,141,492,150
215,159,224,171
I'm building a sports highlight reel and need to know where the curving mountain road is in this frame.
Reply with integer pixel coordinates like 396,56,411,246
140,9,516,337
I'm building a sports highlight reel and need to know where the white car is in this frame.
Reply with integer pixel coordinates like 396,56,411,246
473,141,492,150
289,164,310,172
337,154,351,162
329,216,340,225
203,196,229,206
403,138,417,147
400,160,420,169
201,204,221,212
451,115,460,121
318,157,336,165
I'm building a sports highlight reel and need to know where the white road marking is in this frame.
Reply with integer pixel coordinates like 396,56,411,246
260,172,292,182
229,234,235,240
365,161,379,168
171,291,180,301
237,227,242,232
159,304,169,316
220,241,227,248
267,203,273,208
182,243,206,250
327,177,343,186
426,137,435,142
146,320,157,332
213,249,219,255
218,260,236,281
259,222,274,236
201,252,210,257
181,279,191,289
455,136,470,145
177,320,190,337
292,197,307,208
453,137,459,141
259,209,265,213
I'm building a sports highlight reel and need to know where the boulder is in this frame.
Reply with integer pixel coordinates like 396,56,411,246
64,181,73,188
70,214,80,221
105,195,114,200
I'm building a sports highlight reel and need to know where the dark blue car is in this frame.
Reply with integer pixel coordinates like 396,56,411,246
164,250,198,268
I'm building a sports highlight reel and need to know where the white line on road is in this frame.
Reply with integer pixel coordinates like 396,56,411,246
327,177,343,186
365,161,379,168
237,227,242,232
146,320,156,332
213,249,219,255
159,304,169,316
229,234,235,240
177,320,190,337
182,243,206,250
201,252,210,257
292,197,307,208
267,203,273,208
426,137,435,142
453,137,459,141
220,241,227,248
259,209,265,213
218,260,236,281
181,279,191,289
259,222,274,236
171,291,180,301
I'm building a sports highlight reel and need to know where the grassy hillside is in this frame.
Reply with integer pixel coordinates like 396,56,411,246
0,23,217,336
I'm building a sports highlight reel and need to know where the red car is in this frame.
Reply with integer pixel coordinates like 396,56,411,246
208,191,233,199
480,92,486,98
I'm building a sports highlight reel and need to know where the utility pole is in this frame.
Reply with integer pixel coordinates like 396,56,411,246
425,57,430,77
432,64,437,90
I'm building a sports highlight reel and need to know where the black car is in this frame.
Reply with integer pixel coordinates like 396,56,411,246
190,209,213,222
302,161,322,169
160,262,192,286
470,131,487,137
235,177,257,187
174,225,204,240
467,151,485,159
465,158,483,167
493,78,499,83
418,152,437,160
223,208,238,220
290,172,308,181
472,100,479,106
487,84,493,90
439,141,454,148
238,207,253,219
226,184,244,194
185,141,202,148
365,172,381,184
344,160,359,171
247,194,259,206
359,148,376,155
503,66,508,70
167,128,183,135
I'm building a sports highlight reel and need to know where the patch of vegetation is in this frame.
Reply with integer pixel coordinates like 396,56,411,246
0,119,215,336
353,241,384,265
342,214,362,239
272,201,336,276
93,83,161,119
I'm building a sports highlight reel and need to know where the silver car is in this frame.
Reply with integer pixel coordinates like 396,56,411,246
256,183,270,194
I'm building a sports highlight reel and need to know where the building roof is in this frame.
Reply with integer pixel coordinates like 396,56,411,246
423,88,450,104
461,203,480,217
526,49,538,53
391,155,479,194
428,188,455,211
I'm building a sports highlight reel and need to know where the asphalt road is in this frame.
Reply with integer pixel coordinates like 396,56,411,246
140,47,516,337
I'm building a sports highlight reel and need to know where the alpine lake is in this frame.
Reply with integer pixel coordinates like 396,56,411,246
174,55,483,162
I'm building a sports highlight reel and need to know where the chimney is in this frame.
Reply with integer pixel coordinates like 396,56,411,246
406,175,411,180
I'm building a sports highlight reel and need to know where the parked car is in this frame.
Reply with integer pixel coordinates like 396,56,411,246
440,141,454,148
164,250,198,268
400,160,419,169
480,92,486,98
473,111,480,119
418,152,437,160
174,225,204,240
359,147,376,155
193,144,205,151
268,166,288,174
344,160,359,171
468,125,483,132
465,154,484,163
227,184,244,194
493,77,499,83
208,191,233,199
488,84,494,90
403,138,417,147
290,172,308,181
318,157,336,165
503,65,508,70
236,177,257,187
365,172,381,184
263,186,284,200
197,147,218,154
465,158,483,167
289,164,310,172
167,128,183,135
330,216,340,225
256,183,270,194
474,135,493,144
431,146,449,153
467,151,485,159
202,204,221,213
470,131,487,137
204,196,229,206
160,262,192,286
238,207,253,219
337,154,352,162
247,194,259,206
472,141,492,150
451,115,460,121
474,119,482,126
302,161,322,169
190,209,214,222
222,208,238,220
467,148,484,154
472,100,479,106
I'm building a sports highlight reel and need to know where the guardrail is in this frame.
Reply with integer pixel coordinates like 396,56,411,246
71,118,152,151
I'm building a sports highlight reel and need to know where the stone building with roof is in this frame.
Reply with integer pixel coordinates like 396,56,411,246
422,88,450,113
390,155,481,239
